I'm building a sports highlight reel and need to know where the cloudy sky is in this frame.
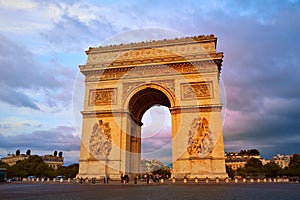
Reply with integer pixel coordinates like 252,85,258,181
0,0,300,165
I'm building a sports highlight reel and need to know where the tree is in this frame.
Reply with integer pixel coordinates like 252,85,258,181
247,149,260,156
0,161,9,168
244,157,263,174
16,149,20,156
58,151,63,157
226,165,235,179
284,154,300,177
54,151,58,157
56,163,79,178
6,155,55,178
26,149,31,156
263,162,282,178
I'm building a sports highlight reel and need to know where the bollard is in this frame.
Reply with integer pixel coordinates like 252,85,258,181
205,177,209,184
60,178,63,183
273,178,277,183
68,178,71,183
184,178,187,184
263,178,267,183
41,178,44,182
215,177,219,183
235,178,239,183
225,178,229,183
47,178,50,183
268,178,272,183
195,177,199,183
257,178,261,183
160,178,164,183
250,178,254,183
172,177,176,183
53,178,56,183
242,178,246,183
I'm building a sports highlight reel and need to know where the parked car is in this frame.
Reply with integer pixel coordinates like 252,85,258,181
56,176,66,181
7,178,17,182
28,176,36,180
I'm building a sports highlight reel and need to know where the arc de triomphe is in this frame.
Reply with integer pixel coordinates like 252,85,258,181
77,34,228,180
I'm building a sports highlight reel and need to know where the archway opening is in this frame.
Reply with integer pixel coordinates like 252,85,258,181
141,105,172,175
128,87,172,176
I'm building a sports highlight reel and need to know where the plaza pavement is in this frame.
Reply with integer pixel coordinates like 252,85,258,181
0,181,299,200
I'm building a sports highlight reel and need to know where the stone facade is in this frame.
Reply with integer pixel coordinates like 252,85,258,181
1,154,29,166
77,35,227,180
1,153,64,169
42,155,64,170
271,154,292,169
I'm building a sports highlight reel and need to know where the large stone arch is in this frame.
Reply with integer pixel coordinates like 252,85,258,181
77,35,228,180
123,83,176,119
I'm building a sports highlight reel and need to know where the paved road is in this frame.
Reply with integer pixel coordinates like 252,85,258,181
1,182,299,200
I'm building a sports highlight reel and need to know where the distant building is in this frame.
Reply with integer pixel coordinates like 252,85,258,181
140,159,166,173
271,154,292,169
1,152,64,169
42,155,64,170
225,151,263,170
1,154,29,166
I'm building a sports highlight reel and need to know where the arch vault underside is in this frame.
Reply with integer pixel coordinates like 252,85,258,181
77,35,228,180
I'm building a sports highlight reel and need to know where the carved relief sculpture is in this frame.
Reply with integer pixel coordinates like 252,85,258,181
151,80,175,93
181,81,213,100
89,120,112,160
123,82,145,99
187,117,214,157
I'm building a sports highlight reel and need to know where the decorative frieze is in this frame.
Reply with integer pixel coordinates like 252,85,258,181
181,81,213,100
86,35,217,65
122,82,145,99
83,60,219,82
151,79,175,93
89,88,117,106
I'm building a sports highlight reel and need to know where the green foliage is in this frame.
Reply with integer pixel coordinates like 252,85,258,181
234,154,300,179
0,161,9,168
56,163,79,178
7,155,55,178
226,165,235,179
152,167,171,177
262,162,282,178
285,154,300,177
244,157,263,173
4,155,80,178
239,149,260,156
